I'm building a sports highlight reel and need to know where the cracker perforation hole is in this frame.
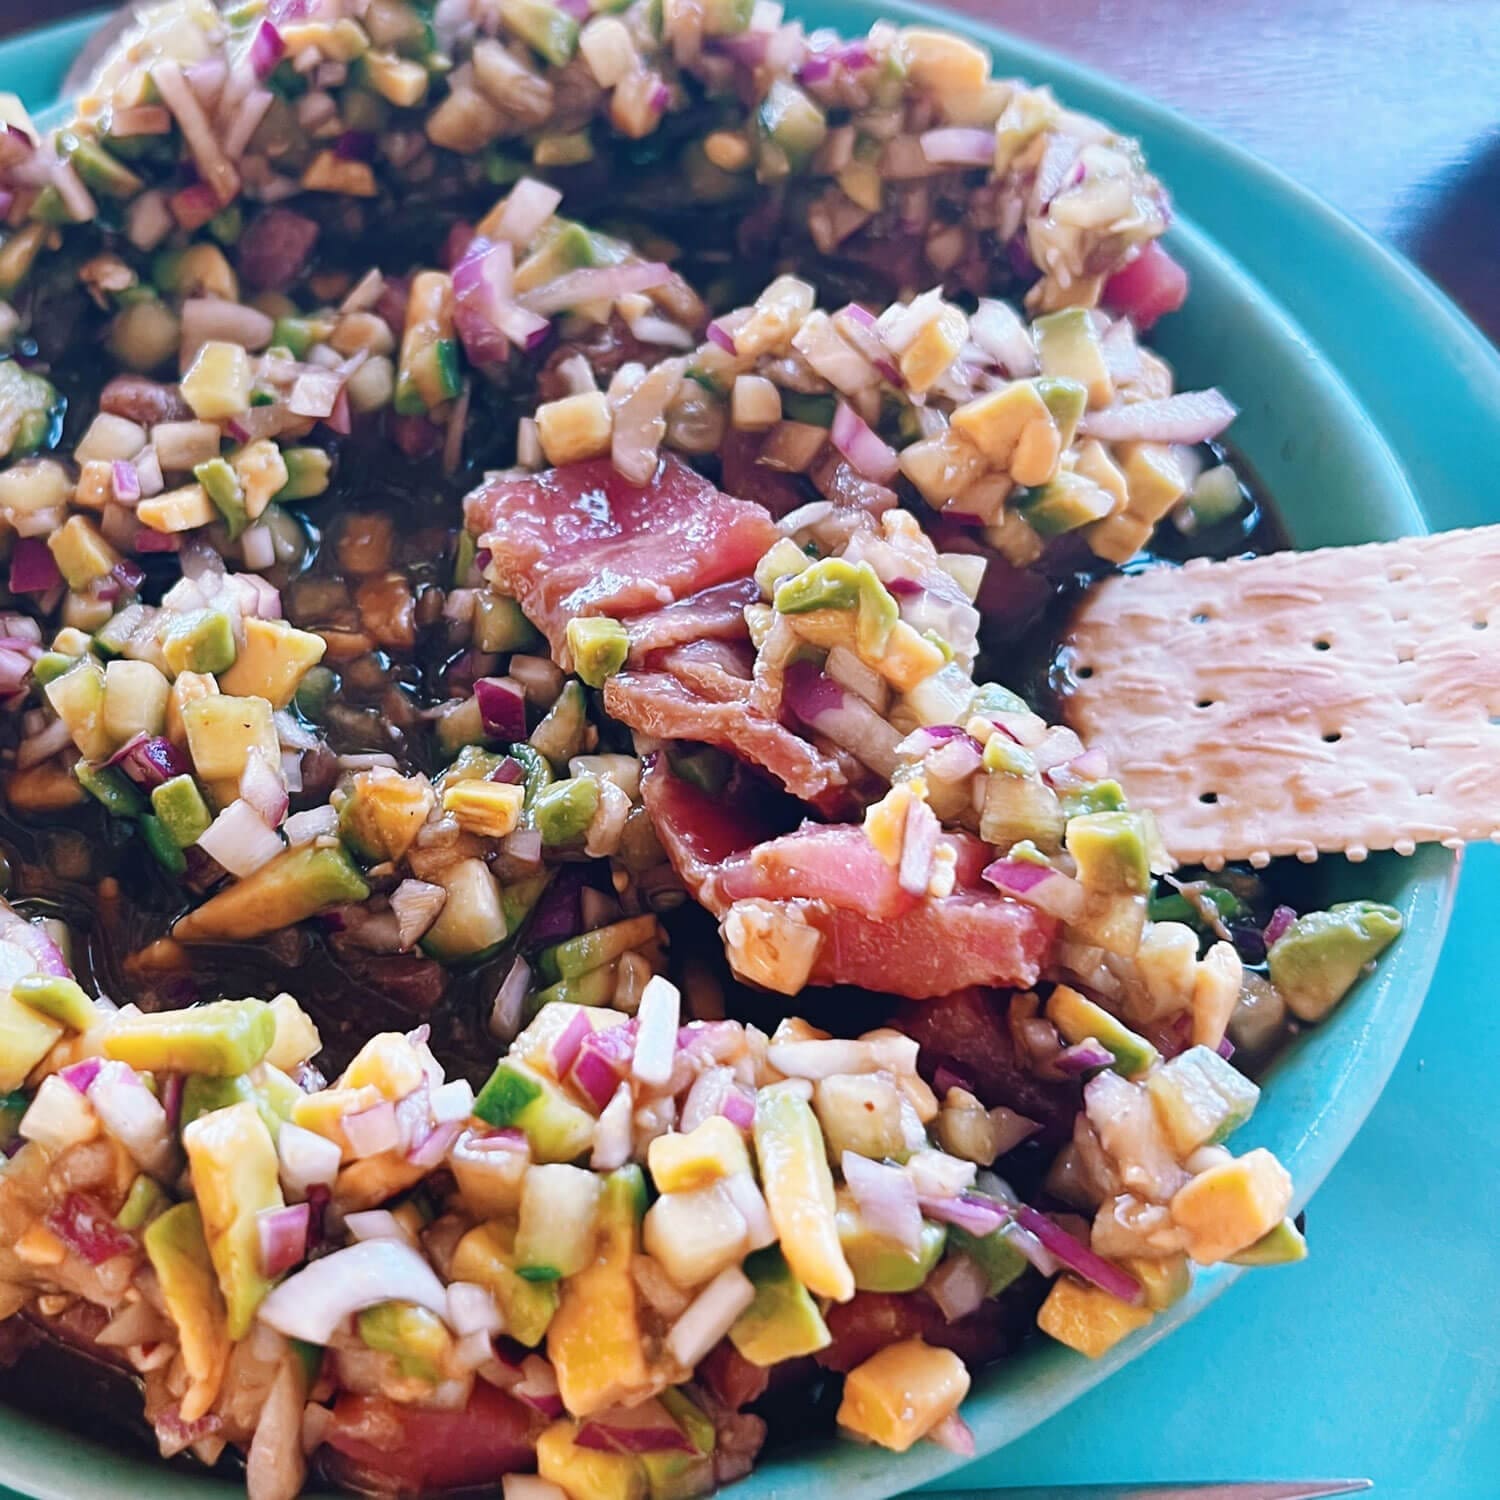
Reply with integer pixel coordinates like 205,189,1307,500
1312,638,1331,652
1322,731,1342,743
1199,791,1219,805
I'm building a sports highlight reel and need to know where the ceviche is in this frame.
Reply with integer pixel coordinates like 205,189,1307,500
0,1,1405,1497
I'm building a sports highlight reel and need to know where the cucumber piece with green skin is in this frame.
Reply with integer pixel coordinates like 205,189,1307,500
75,761,146,819
140,815,188,876
115,1173,169,1232
529,963,618,1016
501,872,551,935
779,391,836,427
509,743,555,815
514,1162,603,1281
947,1213,1029,1296
273,447,332,503
451,529,478,587
270,317,325,361
757,79,827,168
420,858,508,963
536,914,658,985
1046,985,1159,1078
729,1246,830,1365
58,133,143,199
357,1300,453,1382
513,220,628,294
92,603,149,660
1145,1044,1260,1154
473,592,541,653
194,457,249,540
11,974,95,1032
32,652,76,687
835,1205,947,1294
529,680,590,765
473,1059,596,1163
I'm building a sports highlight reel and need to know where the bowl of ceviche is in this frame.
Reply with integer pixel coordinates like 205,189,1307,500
0,2,1459,1499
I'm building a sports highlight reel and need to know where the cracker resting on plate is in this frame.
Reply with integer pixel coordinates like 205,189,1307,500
1059,526,1500,867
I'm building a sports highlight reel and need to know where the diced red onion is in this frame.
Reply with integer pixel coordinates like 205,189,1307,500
258,1240,449,1344
407,1118,462,1170
631,977,679,1088
475,676,527,742
551,1009,593,1080
45,1192,137,1266
249,20,286,79
488,178,562,248
920,127,996,167
843,1151,923,1254
1055,1040,1116,1075
572,1034,630,1114
721,1086,756,1131
830,400,899,484
665,1265,756,1369
705,319,736,354
722,1169,776,1250
391,879,447,950
1016,1204,1144,1304
452,237,516,366
518,262,673,318
782,660,901,778
928,1411,976,1456
278,1121,340,1197
197,798,284,876
1083,389,1237,445
590,1083,634,1172
88,1060,176,1179
577,1399,695,1457
8,537,61,595
502,828,542,867
283,804,338,846
447,1281,504,1339
239,747,289,829
918,1192,1008,1237
512,1355,564,1418
59,1058,102,1094
982,858,1087,923
926,1252,989,1322
343,1100,400,1158
257,1203,310,1277
988,1106,1041,1157
489,956,532,1044
1264,905,1297,948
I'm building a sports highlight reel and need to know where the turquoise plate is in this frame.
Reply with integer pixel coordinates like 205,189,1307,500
3,5,1495,1497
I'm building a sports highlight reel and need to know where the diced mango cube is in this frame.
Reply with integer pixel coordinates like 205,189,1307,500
648,1116,751,1194
1119,1253,1192,1311
166,670,218,747
1038,1274,1153,1357
442,778,525,839
536,391,613,467
217,617,327,709
339,1031,429,1102
898,27,991,93
897,428,986,508
1073,439,1129,513
181,693,278,782
137,483,217,534
836,1339,970,1452
1120,441,1187,524
862,782,917,868
48,514,119,589
230,440,290,521
181,340,253,421
874,620,946,692
898,304,968,394
265,993,321,1072
537,1421,646,1500
1169,1147,1293,1265
290,1083,385,1160
1086,509,1153,565
951,380,1050,468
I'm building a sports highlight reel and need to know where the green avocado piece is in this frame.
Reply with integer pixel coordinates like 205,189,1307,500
1045,985,1159,1078
105,998,276,1077
144,1203,230,1401
1059,778,1128,818
419,857,508,963
1017,469,1116,538
946,1196,1030,1297
473,1059,595,1163
1267,901,1403,1022
1229,1217,1308,1267
1035,375,1088,447
273,447,332,503
502,872,552,936
180,1063,301,1142
774,557,897,657
1066,810,1152,894
498,0,579,67
530,963,616,1016
60,133,144,199
357,1300,453,1382
193,457,249,540
658,1387,715,1455
529,681,590,766
641,1452,715,1500
728,1245,831,1366
151,775,213,849
74,762,147,820
182,1100,284,1339
450,1218,559,1347
513,220,626,292
537,914,658,986
116,1173,170,1232
473,591,541,653
757,79,827,168
532,777,600,848
1145,1044,1259,1154
172,844,370,944
836,1202,947,1294
566,616,629,689
11,974,95,1032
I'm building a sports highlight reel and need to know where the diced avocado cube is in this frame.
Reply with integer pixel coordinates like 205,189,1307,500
1046,983,1159,1078
1118,1252,1191,1310
474,1059,594,1163
162,609,237,676
45,655,111,762
1036,375,1088,448
729,1245,831,1365
103,658,170,746
144,1203,231,1422
473,591,540,653
700,0,753,35
0,360,59,457
532,776,600,847
1229,1216,1307,1267
536,914,658,986
193,457,249,540
181,1065,300,1143
74,761,147,819
499,0,579,67
774,558,899,657
273,447,332,503
529,680,590,764
450,1219,559,1347
0,991,64,1092
1018,470,1115,538
565,616,629,688
357,1300,453,1382
181,693,277,782
217,617,327,709
269,317,324,362
106,997,276,1077
172,844,370,943
151,774,214,848
1066,809,1152,894
62,133,144,199
947,1215,1029,1297
419,857,508,963
1267,900,1403,1023
1145,1044,1260,1154
513,220,626,293
1033,308,1112,408
529,963,618,1015
1037,1275,1152,1359
835,1202,947,1295
32,652,76,687
182,1099,285,1338
116,1173,169,1232
658,1388,715,1456
757,79,827,168
11,973,95,1032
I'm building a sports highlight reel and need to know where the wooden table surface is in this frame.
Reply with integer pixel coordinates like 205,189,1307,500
9,0,1499,345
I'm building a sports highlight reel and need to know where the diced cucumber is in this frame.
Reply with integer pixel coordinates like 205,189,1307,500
536,914,657,986
515,1163,602,1280
474,1059,595,1163
140,814,188,876
103,659,170,746
757,80,827,169
1146,1044,1259,1154
419,858,508,963
75,761,147,819
529,680,589,765
1045,984,1159,1078
473,592,540,653
499,0,580,67
274,447,332,503
194,457,249,540
530,963,618,1015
